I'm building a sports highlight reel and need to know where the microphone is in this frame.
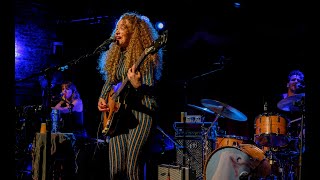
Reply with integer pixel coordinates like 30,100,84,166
98,37,116,49
297,83,305,89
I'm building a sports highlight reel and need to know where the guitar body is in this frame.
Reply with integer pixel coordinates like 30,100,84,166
102,88,121,136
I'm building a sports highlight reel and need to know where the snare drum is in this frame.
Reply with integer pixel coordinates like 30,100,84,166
254,112,289,147
215,135,250,149
204,144,271,180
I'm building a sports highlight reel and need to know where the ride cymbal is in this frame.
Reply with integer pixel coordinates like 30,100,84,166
201,99,247,121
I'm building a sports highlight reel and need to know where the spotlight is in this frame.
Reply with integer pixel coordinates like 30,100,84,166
155,22,165,30
234,2,241,8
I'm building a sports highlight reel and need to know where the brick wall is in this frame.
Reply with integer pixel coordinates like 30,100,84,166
15,1,60,106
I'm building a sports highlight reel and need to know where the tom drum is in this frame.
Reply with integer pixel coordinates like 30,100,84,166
254,112,289,147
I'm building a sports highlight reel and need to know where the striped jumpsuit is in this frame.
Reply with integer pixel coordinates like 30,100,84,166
99,52,157,180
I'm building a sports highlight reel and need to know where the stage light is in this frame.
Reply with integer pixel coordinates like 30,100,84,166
234,2,241,8
155,22,164,30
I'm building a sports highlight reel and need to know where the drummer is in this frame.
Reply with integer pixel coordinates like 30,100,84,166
278,70,305,134
264,70,305,123
271,70,305,151
281,69,305,100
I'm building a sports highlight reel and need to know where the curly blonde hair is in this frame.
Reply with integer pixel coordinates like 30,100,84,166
97,12,163,84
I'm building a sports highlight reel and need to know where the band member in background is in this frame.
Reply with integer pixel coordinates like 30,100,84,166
282,69,305,99
262,69,306,179
263,69,305,132
51,81,89,179
97,12,164,179
278,69,305,138
52,81,87,136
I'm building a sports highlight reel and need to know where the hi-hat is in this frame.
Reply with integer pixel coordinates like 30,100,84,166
187,104,215,115
201,99,247,121
277,93,305,112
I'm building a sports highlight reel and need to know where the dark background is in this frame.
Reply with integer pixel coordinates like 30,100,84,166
4,0,317,179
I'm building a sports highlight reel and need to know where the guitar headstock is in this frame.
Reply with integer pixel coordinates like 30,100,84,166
147,30,168,55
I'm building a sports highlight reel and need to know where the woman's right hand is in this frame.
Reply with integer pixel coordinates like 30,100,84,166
98,97,109,112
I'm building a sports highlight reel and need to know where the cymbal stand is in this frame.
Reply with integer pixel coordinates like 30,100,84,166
266,148,284,179
297,96,305,180
201,114,220,178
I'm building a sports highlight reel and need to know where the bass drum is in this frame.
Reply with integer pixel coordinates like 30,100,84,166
204,144,271,180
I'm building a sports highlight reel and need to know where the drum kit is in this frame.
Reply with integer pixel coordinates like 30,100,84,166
187,93,305,180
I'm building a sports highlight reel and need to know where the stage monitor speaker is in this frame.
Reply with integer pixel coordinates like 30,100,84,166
175,138,214,179
158,164,196,180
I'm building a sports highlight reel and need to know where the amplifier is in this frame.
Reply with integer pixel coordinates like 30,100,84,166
158,164,196,180
185,115,203,123
173,122,216,139
175,138,215,179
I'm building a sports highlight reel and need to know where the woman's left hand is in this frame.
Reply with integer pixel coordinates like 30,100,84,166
128,64,141,88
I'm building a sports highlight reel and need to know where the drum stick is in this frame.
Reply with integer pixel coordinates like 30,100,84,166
289,117,302,124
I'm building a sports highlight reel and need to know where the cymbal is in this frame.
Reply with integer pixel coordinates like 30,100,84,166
187,104,215,115
201,99,247,121
277,93,305,112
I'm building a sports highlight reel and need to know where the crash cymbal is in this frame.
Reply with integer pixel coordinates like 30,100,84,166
187,104,215,115
201,99,247,121
277,93,305,112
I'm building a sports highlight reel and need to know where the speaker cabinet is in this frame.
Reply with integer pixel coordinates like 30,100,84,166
175,138,214,179
158,164,196,180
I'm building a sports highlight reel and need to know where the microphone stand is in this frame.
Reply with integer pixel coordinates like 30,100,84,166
156,126,201,166
157,126,184,150
15,38,113,179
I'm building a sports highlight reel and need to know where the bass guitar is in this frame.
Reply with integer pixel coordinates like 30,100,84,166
102,30,168,136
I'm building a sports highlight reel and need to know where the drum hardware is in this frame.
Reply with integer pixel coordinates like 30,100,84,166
201,112,220,179
263,147,299,180
277,93,305,180
288,117,302,124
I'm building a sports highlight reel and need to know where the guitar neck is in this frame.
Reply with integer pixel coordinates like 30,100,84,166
111,51,147,100
109,31,167,101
